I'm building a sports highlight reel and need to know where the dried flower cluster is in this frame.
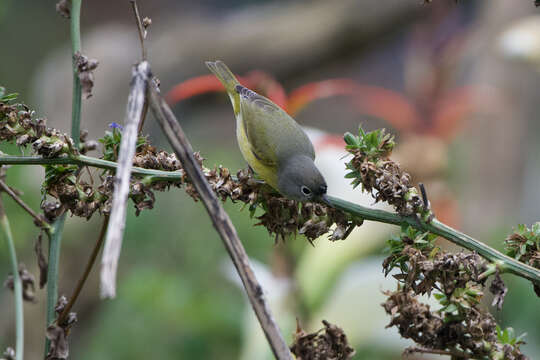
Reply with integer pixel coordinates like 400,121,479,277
1,95,356,244
382,225,526,359
344,127,428,219
46,296,77,360
203,167,359,243
0,100,74,158
73,52,99,99
505,223,540,270
505,223,540,296
3,265,37,303
1,347,15,360
55,0,71,19
383,227,489,295
290,320,355,360
43,145,185,219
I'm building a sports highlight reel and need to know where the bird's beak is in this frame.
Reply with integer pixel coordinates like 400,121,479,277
320,194,332,207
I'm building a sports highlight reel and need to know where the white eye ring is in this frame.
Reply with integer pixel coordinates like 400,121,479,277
301,186,312,196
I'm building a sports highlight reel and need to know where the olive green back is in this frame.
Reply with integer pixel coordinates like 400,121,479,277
237,86,315,168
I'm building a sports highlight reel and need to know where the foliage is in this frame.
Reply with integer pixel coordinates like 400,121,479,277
344,126,426,218
505,223,540,268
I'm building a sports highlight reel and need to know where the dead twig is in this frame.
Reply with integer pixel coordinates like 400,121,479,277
0,179,51,232
130,0,150,134
58,216,109,325
130,0,148,61
148,83,292,360
100,61,150,298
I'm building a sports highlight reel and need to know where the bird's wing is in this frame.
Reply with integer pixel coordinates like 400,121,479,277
237,85,314,166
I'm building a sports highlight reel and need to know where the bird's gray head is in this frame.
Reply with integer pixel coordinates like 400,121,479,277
277,155,329,203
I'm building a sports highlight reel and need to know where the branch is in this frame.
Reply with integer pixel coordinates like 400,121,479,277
44,214,66,354
58,216,109,325
70,0,82,148
148,83,293,359
130,0,150,134
0,155,183,181
46,0,82,355
0,197,24,360
130,0,147,61
0,152,539,285
404,346,472,359
100,61,150,298
0,179,51,232
329,196,540,285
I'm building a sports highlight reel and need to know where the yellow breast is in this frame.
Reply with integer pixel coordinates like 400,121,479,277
236,115,279,189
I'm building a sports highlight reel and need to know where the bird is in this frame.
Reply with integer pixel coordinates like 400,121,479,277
206,60,329,204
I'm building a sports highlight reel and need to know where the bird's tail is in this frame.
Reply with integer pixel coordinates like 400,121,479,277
206,60,241,114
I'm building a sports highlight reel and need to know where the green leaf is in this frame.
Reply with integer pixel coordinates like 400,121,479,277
2,93,19,101
506,328,515,342
433,293,446,301
443,303,458,314
531,222,540,236
358,126,366,138
343,132,357,146
515,332,528,344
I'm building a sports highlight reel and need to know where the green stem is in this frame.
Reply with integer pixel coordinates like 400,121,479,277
0,198,23,360
0,155,184,181
478,262,503,281
329,196,540,284
0,154,538,285
70,0,82,148
44,1,82,355
44,214,66,355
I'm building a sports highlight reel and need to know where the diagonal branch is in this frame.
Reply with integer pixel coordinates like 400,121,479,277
148,82,293,360
328,196,540,285
59,216,109,325
100,61,151,299
0,179,51,232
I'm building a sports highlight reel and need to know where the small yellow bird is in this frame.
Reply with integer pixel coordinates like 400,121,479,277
206,60,329,204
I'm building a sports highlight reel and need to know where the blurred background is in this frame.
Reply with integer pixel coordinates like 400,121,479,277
1,0,540,359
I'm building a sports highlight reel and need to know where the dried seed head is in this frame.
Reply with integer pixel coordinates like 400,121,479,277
73,51,99,99
290,320,355,360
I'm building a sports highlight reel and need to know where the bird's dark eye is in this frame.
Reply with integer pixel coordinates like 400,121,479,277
301,186,312,196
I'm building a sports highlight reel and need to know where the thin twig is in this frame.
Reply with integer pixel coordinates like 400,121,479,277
58,216,109,325
0,179,51,232
148,83,293,360
130,0,147,61
0,197,24,360
419,182,428,209
100,61,151,299
405,346,471,359
131,0,150,134
0,154,539,285
137,99,149,135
